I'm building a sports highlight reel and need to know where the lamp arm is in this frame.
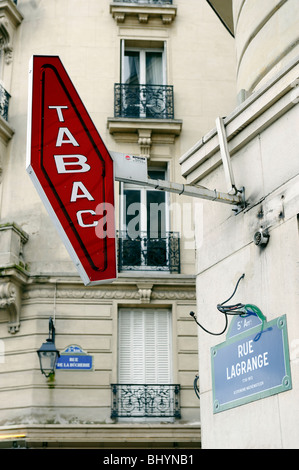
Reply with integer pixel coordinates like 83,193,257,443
49,317,55,343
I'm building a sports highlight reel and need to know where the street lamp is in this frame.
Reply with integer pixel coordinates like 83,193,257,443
37,317,60,378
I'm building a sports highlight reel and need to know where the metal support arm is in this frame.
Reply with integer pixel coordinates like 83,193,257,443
215,116,237,194
145,178,245,206
115,174,245,208
111,150,246,211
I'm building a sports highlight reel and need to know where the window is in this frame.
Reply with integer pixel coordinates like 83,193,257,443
123,49,165,86
118,167,175,271
121,168,167,238
122,43,165,119
112,308,180,419
117,166,180,273
114,41,174,119
118,308,172,384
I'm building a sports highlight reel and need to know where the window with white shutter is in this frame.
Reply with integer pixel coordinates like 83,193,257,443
118,308,172,384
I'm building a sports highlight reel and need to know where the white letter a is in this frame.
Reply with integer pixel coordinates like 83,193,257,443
71,182,94,202
56,127,80,147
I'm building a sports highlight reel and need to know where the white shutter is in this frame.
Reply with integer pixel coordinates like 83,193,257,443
118,308,171,384
118,310,132,383
132,310,144,383
156,311,171,383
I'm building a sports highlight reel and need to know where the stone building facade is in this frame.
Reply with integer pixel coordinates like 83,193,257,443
181,0,299,449
0,0,237,448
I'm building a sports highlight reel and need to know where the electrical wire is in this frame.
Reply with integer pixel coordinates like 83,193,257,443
193,375,200,400
190,274,245,336
216,273,245,314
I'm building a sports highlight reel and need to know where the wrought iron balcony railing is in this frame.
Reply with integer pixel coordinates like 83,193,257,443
117,230,180,273
112,0,173,4
111,384,181,419
114,84,174,119
0,84,10,121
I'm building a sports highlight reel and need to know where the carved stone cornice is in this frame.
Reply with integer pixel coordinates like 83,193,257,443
138,129,152,159
0,0,23,64
110,2,177,25
107,118,182,148
137,283,153,303
23,282,196,303
0,17,12,63
151,289,196,301
0,0,23,27
0,280,22,333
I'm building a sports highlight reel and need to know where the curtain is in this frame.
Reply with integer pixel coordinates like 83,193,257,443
146,52,163,85
124,51,140,85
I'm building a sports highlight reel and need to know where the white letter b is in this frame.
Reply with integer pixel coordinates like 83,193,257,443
54,155,91,173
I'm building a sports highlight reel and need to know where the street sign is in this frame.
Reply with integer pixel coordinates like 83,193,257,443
26,56,117,285
110,151,148,184
56,345,93,371
211,312,292,413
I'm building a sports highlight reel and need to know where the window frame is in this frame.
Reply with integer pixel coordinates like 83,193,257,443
121,40,167,86
118,307,173,385
120,165,170,235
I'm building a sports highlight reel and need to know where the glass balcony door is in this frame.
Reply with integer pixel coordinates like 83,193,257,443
121,43,165,118
120,169,170,270
123,50,164,86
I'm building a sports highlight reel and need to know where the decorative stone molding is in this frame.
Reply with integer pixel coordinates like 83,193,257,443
107,118,182,147
0,280,22,333
110,3,177,25
161,13,173,24
113,12,125,23
138,13,148,23
138,129,152,159
23,286,140,302
137,283,153,303
151,289,196,300
0,18,12,64
23,283,196,303
0,0,23,64
0,113,14,149
0,222,29,268
0,423,201,447
0,223,29,333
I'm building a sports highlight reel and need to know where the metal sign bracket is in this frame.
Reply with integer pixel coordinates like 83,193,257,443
110,150,246,213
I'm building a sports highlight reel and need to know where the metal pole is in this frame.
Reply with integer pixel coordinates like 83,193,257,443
115,175,245,207
215,116,236,194
111,150,245,210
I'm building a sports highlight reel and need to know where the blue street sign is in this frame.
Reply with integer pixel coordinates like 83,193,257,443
211,314,292,413
56,345,93,371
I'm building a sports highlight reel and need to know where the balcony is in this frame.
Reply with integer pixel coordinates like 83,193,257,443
111,384,181,419
114,83,174,120
108,83,181,152
117,230,180,273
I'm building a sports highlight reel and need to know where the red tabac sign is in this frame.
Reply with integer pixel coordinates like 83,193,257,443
26,56,117,285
